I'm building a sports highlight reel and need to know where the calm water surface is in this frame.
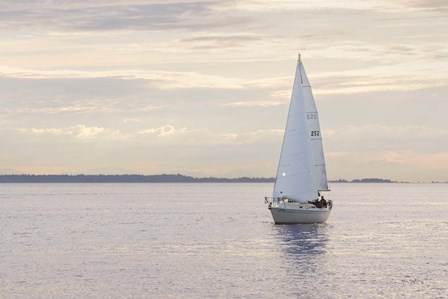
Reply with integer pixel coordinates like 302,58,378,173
1,183,447,298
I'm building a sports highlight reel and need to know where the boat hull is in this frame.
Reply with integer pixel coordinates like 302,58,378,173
269,205,331,224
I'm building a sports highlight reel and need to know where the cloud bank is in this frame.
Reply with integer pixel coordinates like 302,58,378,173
0,0,447,181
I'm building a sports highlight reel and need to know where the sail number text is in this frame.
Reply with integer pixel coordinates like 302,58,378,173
311,131,320,137
306,113,317,119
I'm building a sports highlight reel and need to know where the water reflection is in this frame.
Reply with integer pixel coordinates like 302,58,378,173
272,224,331,288
273,224,330,255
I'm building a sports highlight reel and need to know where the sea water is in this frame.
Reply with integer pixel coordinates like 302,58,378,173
1,183,447,298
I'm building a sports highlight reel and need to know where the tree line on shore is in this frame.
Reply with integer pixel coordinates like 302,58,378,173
0,174,274,183
0,174,431,183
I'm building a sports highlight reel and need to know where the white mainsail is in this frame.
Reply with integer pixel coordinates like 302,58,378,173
273,56,328,203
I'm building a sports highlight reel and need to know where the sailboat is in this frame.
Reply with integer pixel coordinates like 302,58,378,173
265,55,333,224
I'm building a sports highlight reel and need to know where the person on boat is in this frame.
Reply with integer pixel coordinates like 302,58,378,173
308,198,320,208
320,196,327,208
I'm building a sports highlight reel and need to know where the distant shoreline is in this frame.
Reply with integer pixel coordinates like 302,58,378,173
0,174,445,183
0,174,273,183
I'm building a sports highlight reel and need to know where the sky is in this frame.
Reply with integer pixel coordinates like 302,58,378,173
0,0,447,182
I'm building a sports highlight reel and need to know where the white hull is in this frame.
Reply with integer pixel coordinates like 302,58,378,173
269,203,331,224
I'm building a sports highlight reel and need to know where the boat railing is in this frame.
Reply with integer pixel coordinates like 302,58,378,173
265,197,276,208
264,196,285,206
265,197,333,210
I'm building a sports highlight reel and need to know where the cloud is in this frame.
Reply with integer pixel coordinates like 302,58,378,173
326,150,448,164
136,125,187,137
20,127,69,136
133,126,283,145
19,124,116,139
312,58,448,95
75,125,106,139
15,122,283,145
402,0,448,12
225,0,448,14
0,65,293,94
220,129,283,144
223,0,380,12
0,1,234,32
180,34,263,49
324,124,448,153
8,102,165,116
0,66,244,90
223,100,284,108
122,118,143,124
10,103,119,114
382,151,448,169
